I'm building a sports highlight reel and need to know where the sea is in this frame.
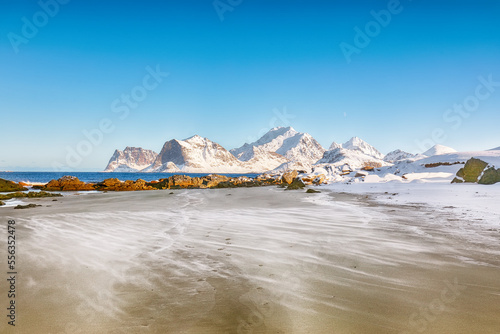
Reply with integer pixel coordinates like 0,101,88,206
0,172,260,184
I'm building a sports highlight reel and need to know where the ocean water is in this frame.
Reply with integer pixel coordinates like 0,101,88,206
0,172,259,184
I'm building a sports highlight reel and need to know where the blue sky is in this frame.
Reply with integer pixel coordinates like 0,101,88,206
1,0,499,171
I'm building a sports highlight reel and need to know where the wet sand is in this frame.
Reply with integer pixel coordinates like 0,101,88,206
0,187,499,333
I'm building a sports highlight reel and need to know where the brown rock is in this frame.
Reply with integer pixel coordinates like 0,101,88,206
281,170,298,184
42,176,95,191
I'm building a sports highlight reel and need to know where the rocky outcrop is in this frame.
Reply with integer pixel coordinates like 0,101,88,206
452,158,500,185
42,176,96,191
37,174,287,192
0,178,27,192
94,178,156,191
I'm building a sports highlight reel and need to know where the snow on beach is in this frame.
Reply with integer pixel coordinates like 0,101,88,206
1,186,499,333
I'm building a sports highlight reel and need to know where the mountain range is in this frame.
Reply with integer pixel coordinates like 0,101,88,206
104,126,458,174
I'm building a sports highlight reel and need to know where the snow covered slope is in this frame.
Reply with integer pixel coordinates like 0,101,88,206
105,147,158,172
315,148,387,169
237,146,289,171
422,144,457,156
383,149,418,163
312,149,500,185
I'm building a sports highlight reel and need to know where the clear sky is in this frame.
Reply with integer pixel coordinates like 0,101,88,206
1,0,499,171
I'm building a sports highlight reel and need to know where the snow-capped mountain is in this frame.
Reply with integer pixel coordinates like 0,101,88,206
383,149,418,163
329,142,342,150
423,144,457,156
313,136,386,172
315,147,387,169
146,135,250,173
231,126,325,167
235,146,289,171
488,146,500,151
105,147,158,172
341,137,384,159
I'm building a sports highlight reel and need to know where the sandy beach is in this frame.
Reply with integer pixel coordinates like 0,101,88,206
0,187,499,333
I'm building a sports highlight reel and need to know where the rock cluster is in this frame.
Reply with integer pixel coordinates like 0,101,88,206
34,170,325,192
42,176,96,191
452,158,500,185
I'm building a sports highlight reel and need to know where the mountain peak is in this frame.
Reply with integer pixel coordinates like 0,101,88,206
184,134,204,141
340,136,384,159
230,126,324,169
423,144,457,156
104,147,158,172
270,126,295,132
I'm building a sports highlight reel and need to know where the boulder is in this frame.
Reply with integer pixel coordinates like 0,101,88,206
203,174,231,188
0,178,27,192
301,174,325,185
452,158,500,184
306,189,321,193
478,167,500,185
14,204,41,209
285,178,305,190
281,170,298,184
43,176,95,191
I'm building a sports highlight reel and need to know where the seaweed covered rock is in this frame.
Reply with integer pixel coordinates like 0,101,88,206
285,178,305,190
478,167,500,185
452,158,500,185
14,203,41,209
306,189,321,193
0,191,62,201
0,178,27,192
